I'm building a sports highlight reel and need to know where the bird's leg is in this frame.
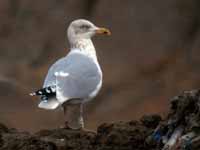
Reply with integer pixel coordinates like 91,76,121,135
78,104,96,133
63,102,84,130
63,104,71,129
79,103,84,129
62,102,96,133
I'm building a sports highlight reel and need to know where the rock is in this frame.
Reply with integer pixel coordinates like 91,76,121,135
36,129,96,150
0,118,158,150
0,123,9,133
0,133,56,150
149,90,200,150
140,115,162,129
96,121,154,150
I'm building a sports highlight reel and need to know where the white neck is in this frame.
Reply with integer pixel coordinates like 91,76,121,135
70,39,97,59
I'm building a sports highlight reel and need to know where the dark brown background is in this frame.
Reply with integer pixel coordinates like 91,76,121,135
0,0,200,132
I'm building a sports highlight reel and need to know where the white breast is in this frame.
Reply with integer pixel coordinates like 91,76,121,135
70,38,103,102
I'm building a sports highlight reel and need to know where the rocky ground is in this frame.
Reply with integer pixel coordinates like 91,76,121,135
0,115,161,150
1,89,200,150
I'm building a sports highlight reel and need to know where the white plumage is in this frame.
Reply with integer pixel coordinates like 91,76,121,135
30,19,111,129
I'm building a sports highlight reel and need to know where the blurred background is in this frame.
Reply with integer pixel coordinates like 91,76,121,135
0,0,200,132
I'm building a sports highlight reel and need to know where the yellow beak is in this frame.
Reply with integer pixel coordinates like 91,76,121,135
95,27,111,35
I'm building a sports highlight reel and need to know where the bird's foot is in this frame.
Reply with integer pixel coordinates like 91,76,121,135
60,122,72,130
78,127,96,134
60,122,96,134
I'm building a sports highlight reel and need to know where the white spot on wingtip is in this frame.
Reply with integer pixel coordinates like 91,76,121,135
60,72,69,77
46,89,50,93
29,93,36,96
51,88,56,92
55,72,59,76
55,71,69,77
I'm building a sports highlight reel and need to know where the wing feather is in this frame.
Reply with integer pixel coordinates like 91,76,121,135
43,50,102,104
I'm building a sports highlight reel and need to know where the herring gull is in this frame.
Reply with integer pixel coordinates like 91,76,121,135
30,19,111,129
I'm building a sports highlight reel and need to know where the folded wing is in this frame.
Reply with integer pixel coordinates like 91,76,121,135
43,50,102,105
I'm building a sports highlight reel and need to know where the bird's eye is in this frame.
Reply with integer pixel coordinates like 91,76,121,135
80,25,91,30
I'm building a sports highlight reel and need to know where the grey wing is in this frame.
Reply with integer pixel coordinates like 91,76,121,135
43,51,102,104
43,57,66,87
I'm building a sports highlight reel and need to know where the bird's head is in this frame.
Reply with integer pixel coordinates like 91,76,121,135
67,19,111,44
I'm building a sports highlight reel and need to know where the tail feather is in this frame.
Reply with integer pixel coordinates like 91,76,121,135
38,98,60,110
